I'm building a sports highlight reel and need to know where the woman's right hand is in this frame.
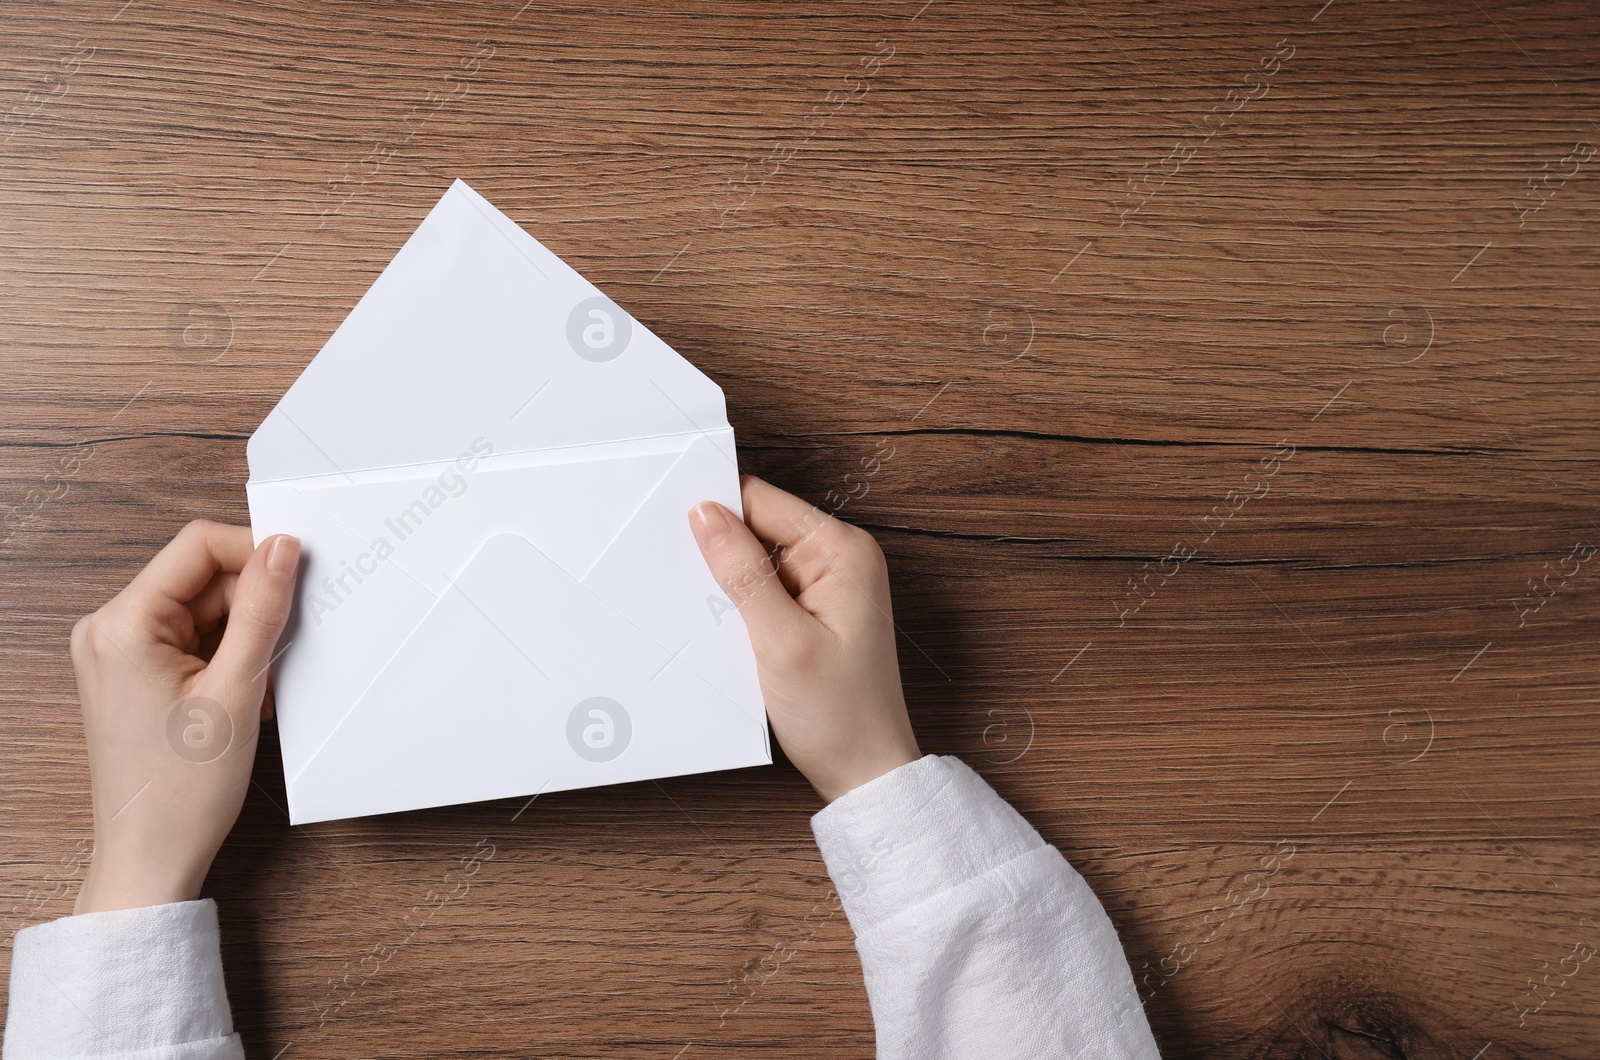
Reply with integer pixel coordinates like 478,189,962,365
688,476,921,804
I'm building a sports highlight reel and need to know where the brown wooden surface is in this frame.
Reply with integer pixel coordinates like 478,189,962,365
3,0,1598,1056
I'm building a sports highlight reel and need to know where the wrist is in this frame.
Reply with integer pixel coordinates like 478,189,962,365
813,742,922,804
75,843,209,914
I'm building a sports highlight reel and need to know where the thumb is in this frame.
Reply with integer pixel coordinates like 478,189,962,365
209,534,300,694
689,502,810,652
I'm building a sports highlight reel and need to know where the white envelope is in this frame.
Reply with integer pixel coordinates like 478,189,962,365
245,180,770,825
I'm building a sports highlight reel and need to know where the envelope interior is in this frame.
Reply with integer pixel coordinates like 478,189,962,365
297,444,687,595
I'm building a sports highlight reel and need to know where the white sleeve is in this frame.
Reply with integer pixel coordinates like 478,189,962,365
3,899,244,1060
811,755,1162,1060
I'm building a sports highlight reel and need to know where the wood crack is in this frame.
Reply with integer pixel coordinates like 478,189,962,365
755,427,1522,457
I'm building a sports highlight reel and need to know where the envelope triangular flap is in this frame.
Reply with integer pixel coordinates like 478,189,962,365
246,179,727,484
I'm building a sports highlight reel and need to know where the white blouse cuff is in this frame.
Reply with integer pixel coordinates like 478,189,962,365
809,754,1047,936
4,898,244,1060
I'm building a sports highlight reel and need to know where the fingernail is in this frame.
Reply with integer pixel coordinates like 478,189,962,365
689,502,733,546
267,535,301,575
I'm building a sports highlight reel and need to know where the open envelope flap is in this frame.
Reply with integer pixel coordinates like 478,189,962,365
289,532,770,824
246,179,727,484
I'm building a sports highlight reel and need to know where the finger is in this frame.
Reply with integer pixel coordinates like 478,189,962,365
208,535,300,694
688,502,812,650
738,476,859,591
189,571,240,632
126,520,254,606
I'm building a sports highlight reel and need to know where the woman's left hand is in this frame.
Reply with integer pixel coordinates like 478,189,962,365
70,520,300,913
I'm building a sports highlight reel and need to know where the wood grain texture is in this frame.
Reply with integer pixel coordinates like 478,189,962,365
2,0,1597,1056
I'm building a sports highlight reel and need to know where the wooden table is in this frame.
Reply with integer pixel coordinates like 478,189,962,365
3,1,1596,1056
